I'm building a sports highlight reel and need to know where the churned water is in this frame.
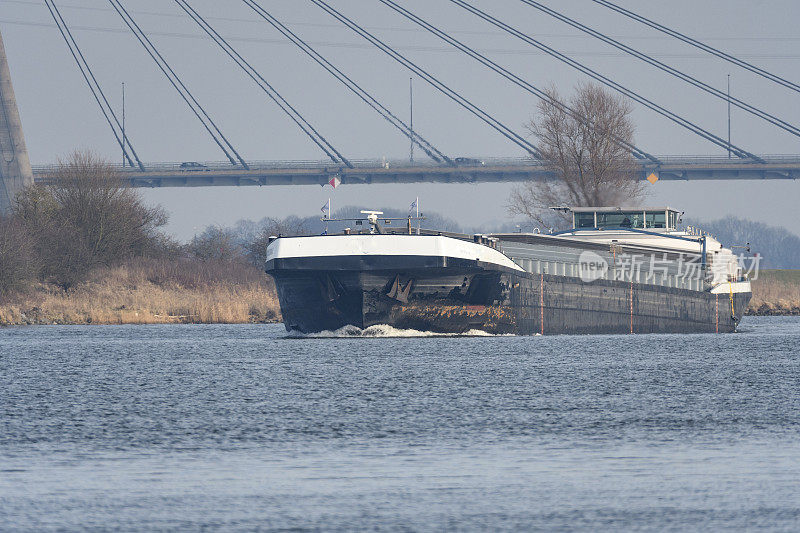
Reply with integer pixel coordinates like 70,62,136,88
1,317,799,531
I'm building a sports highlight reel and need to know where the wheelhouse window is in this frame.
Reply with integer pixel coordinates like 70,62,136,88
627,212,644,229
644,211,666,229
595,211,643,229
596,212,628,228
575,212,595,228
572,208,678,230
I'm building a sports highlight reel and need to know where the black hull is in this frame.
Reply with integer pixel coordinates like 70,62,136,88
268,256,750,335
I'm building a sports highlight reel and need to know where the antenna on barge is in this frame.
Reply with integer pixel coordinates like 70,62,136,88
321,198,331,234
360,210,384,234
410,196,420,235
322,209,425,235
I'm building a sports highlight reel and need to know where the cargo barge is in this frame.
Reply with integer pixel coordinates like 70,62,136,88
266,207,751,335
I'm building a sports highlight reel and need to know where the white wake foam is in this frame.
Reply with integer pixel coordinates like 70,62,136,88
288,324,514,338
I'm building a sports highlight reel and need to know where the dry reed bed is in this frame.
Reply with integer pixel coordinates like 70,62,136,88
748,276,800,315
0,258,281,325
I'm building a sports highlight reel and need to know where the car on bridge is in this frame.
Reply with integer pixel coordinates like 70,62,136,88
454,157,485,166
179,161,208,171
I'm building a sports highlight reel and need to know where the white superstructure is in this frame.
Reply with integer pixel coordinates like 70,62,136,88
495,207,751,294
266,234,525,272
267,206,752,295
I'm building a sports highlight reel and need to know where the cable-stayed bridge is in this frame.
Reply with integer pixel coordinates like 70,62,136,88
3,0,800,211
31,155,800,188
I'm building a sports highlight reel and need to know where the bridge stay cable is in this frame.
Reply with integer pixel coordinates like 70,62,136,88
44,0,144,171
591,0,800,96
242,0,451,166
448,0,764,163
308,0,543,159
518,0,800,140
175,1,351,169
376,0,659,165
106,0,249,169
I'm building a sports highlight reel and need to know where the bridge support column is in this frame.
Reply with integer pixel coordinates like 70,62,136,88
0,28,33,214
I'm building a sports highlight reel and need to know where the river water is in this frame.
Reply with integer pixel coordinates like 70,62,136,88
1,317,799,531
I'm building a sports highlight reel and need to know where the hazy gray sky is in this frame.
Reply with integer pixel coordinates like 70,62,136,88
2,0,799,239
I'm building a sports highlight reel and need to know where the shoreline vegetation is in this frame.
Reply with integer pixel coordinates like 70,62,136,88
1,267,797,327
0,258,281,326
748,270,800,316
0,152,285,327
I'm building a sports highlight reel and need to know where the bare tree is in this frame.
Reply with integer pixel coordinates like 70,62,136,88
46,151,167,262
13,151,167,289
0,216,35,294
245,216,311,267
509,83,646,227
188,225,244,263
188,216,312,268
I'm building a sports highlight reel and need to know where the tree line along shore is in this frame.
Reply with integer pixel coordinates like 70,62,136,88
0,258,280,326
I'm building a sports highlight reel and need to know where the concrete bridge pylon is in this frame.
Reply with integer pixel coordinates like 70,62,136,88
0,28,33,215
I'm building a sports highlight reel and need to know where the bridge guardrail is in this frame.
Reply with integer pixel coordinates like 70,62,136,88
31,154,800,175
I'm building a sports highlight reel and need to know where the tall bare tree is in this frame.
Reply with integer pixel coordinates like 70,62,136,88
0,216,35,294
46,151,167,261
509,83,645,227
14,151,167,288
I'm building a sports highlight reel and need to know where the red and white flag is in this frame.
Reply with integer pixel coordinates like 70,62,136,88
329,176,341,188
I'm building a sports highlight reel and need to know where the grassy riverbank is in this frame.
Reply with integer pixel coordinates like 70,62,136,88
0,258,280,326
748,270,800,316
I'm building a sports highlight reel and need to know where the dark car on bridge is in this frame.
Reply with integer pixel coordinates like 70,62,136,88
454,157,485,166
179,161,208,171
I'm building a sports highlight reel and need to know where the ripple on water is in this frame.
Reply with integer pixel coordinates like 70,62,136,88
0,316,799,530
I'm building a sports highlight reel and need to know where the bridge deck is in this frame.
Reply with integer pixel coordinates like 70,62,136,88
32,156,800,188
